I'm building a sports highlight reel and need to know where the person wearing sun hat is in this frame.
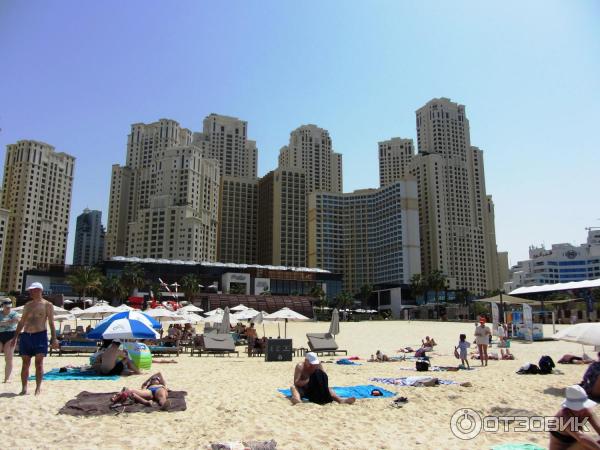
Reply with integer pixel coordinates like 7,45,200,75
289,352,355,406
474,317,491,367
549,384,600,449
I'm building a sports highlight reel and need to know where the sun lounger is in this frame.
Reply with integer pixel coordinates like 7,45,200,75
52,340,99,356
148,341,182,357
191,334,239,357
306,333,347,356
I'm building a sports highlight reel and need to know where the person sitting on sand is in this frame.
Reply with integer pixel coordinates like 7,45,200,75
558,354,594,365
93,340,140,376
369,350,390,362
421,336,437,350
549,385,600,450
290,352,356,406
581,354,600,402
111,372,170,410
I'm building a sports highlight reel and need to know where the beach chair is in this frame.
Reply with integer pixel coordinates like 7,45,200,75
191,333,239,357
52,339,99,356
75,325,85,335
62,324,72,335
148,340,182,357
306,333,347,356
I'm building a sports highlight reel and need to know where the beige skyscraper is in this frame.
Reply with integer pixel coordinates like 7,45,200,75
308,180,421,293
1,141,75,291
410,98,498,294
378,137,415,187
218,176,258,264
278,124,342,193
193,114,257,179
257,168,307,267
105,119,220,261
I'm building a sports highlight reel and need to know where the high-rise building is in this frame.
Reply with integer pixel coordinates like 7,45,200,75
193,114,257,179
0,141,75,291
257,168,307,267
497,251,510,288
410,98,498,294
73,209,105,266
378,138,415,187
278,124,342,193
308,180,421,293
0,208,9,286
217,176,258,264
105,119,220,261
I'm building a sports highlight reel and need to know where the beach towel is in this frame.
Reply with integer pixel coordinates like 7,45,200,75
370,377,459,386
278,384,394,400
28,367,120,381
399,365,472,372
58,390,187,416
336,358,361,365
490,444,545,450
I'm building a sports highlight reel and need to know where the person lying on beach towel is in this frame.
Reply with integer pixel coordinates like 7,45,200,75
558,354,594,365
289,352,355,405
397,347,415,353
369,350,390,362
111,372,170,410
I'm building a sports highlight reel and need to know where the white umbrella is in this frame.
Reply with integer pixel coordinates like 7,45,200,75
264,307,310,338
114,304,134,312
230,304,248,312
73,304,117,320
174,311,204,325
179,304,204,313
553,323,600,346
70,307,83,314
218,307,232,334
202,312,239,326
145,307,182,322
205,307,224,316
251,312,265,336
233,308,259,320
329,308,340,336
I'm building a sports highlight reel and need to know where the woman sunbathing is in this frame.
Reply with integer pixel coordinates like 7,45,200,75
110,372,170,410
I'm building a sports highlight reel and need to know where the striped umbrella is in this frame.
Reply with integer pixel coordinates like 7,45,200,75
87,311,161,340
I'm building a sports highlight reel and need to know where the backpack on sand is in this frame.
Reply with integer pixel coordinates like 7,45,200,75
538,355,555,374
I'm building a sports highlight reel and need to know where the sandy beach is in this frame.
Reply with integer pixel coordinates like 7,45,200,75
0,320,593,450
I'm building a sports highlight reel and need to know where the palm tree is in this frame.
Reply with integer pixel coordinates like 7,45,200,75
309,285,326,307
120,263,146,296
180,274,200,301
148,280,164,302
357,284,373,308
66,266,103,301
229,283,246,295
409,273,427,302
335,291,354,310
101,276,127,305
426,270,448,319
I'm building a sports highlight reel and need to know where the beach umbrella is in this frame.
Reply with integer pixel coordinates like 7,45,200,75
218,307,232,334
553,323,600,346
74,304,117,320
70,307,83,314
179,304,204,313
252,311,266,336
233,308,259,320
87,311,160,340
205,307,224,316
265,307,310,338
174,311,203,325
145,307,182,322
329,308,340,336
230,304,248,312
113,304,134,312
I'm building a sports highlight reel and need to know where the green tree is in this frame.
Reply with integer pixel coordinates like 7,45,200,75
101,276,127,304
66,266,103,300
120,263,146,296
426,270,448,319
229,283,246,295
148,280,164,302
357,284,373,308
180,274,200,301
335,291,354,310
309,285,326,306
410,273,427,302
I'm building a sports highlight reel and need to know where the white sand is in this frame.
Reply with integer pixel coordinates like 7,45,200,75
0,320,593,449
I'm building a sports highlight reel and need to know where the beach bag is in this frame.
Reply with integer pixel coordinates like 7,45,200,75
416,359,430,372
538,355,555,374
454,347,460,359
517,363,540,375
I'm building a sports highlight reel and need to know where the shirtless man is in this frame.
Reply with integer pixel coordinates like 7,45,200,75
14,283,59,395
94,340,140,376
289,352,355,405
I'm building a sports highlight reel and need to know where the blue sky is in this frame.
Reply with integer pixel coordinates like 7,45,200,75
1,0,599,266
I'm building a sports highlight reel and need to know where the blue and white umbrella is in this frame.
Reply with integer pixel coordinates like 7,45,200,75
87,311,161,340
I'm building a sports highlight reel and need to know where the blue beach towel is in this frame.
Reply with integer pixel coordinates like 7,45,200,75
336,358,361,365
29,367,120,381
278,384,394,399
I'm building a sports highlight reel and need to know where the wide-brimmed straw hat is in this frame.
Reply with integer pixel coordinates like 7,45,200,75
562,385,596,411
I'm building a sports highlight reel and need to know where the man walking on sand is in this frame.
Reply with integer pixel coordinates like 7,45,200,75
290,352,356,405
14,282,59,395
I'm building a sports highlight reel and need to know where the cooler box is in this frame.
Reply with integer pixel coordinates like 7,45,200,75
123,342,152,370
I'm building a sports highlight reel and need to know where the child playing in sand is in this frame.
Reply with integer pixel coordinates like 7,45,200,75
456,334,470,369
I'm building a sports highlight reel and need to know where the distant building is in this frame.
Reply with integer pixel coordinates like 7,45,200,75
308,180,421,293
506,229,600,290
279,124,342,193
378,137,415,187
0,140,75,291
73,209,105,266
497,251,510,288
257,168,307,267
409,98,498,294
105,119,220,262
